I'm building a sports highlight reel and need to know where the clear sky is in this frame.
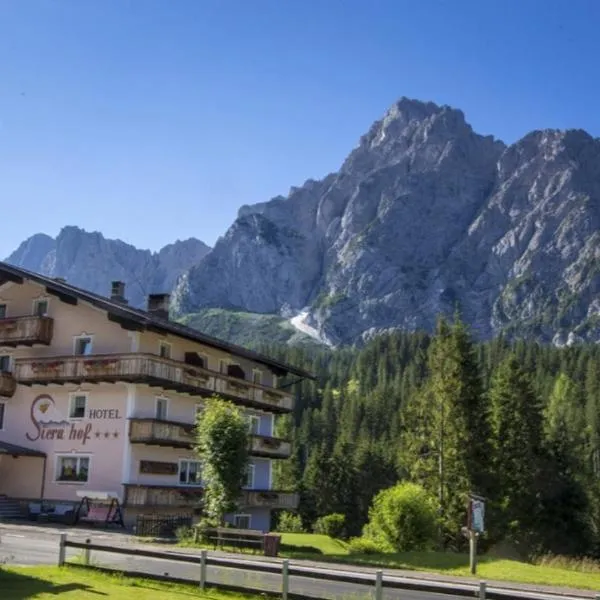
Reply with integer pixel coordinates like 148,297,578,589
1,0,599,258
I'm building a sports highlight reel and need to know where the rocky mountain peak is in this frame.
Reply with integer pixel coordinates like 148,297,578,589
6,226,210,309
171,99,600,347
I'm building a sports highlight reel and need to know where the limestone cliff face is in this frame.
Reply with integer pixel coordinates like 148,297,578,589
172,98,600,346
6,226,210,309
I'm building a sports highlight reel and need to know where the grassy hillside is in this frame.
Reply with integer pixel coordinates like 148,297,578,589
178,308,325,350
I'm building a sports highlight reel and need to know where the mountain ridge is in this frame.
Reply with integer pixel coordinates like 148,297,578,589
171,97,600,346
5,226,211,309
6,97,600,347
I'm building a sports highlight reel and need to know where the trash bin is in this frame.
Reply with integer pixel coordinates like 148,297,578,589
263,533,281,557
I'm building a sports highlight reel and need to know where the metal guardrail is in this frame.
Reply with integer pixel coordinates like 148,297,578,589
57,535,591,600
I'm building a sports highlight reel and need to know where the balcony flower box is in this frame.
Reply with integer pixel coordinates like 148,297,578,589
31,361,62,371
228,380,249,391
84,359,118,370
258,492,279,502
260,437,282,450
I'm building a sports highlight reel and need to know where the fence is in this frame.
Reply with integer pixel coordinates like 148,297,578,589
56,534,587,600
134,514,193,538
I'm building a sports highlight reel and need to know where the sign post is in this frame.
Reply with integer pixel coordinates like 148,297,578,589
467,494,485,575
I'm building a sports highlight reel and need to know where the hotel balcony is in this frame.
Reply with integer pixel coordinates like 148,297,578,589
129,418,291,459
240,490,299,510
249,435,291,459
129,418,195,449
13,353,294,413
0,316,54,347
122,484,298,510
123,484,203,508
0,372,16,398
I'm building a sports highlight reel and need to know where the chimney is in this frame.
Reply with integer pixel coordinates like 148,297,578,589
148,293,171,320
53,277,67,284
111,281,128,304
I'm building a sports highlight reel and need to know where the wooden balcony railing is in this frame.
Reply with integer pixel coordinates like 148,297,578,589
129,418,291,458
0,372,16,398
13,353,294,413
249,435,291,459
122,484,298,510
240,490,299,509
129,418,195,448
0,316,54,347
123,484,203,508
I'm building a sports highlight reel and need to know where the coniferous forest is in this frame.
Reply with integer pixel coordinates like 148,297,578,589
261,316,600,558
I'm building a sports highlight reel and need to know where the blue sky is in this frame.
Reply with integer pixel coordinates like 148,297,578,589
1,0,599,258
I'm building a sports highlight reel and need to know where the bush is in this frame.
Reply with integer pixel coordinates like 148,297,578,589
175,526,194,542
313,513,346,539
347,537,387,554
277,511,304,533
362,482,438,552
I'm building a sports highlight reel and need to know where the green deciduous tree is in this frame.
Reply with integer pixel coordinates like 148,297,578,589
195,397,249,525
362,482,439,552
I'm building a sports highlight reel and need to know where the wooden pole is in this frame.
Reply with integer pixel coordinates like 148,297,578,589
57,533,66,567
282,559,290,600
375,569,383,600
469,530,478,575
199,549,207,590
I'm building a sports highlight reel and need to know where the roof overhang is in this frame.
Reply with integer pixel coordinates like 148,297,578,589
0,441,46,458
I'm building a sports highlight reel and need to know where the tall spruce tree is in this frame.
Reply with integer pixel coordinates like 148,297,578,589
400,315,489,547
488,355,544,546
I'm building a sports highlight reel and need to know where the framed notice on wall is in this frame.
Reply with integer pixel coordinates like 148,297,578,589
139,460,178,475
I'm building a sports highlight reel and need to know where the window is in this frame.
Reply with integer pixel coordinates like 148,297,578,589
69,394,87,419
233,514,251,530
252,370,262,385
159,341,171,359
272,375,278,389
244,463,255,488
155,397,168,421
246,415,260,435
0,355,11,373
33,299,48,317
179,460,202,485
0,402,5,430
0,304,6,319
56,455,90,483
74,336,93,356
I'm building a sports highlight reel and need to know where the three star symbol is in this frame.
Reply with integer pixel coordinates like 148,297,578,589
94,430,119,439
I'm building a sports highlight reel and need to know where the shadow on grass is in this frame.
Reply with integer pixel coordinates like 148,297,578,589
0,569,107,600
280,544,323,555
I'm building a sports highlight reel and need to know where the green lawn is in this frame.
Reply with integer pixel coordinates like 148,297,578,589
280,532,350,556
275,533,600,591
0,566,260,600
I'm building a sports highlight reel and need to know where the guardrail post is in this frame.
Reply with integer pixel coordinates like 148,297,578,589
479,580,486,600
84,538,91,566
57,533,66,566
282,559,289,600
374,569,383,600
199,549,207,590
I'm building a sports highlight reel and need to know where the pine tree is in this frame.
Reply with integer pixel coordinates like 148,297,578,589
488,355,544,546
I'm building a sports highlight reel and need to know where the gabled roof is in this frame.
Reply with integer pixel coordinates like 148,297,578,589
0,261,315,380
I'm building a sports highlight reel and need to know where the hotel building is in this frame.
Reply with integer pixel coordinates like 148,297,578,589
0,261,311,531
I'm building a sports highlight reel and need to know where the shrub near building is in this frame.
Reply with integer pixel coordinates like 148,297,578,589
360,482,439,552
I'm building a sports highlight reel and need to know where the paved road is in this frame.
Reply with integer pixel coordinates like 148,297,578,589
0,530,473,600
0,527,592,600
